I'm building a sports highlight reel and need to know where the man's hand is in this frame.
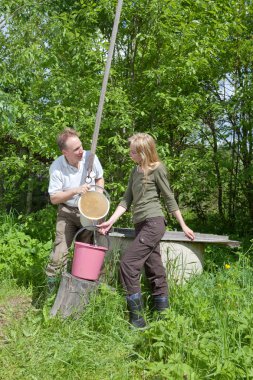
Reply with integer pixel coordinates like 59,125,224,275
77,184,90,195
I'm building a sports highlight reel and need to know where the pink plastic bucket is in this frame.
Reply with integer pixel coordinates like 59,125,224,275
71,241,107,281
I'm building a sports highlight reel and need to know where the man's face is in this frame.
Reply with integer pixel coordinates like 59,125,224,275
62,136,83,166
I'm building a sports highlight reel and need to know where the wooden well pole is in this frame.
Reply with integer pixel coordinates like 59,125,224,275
86,0,123,180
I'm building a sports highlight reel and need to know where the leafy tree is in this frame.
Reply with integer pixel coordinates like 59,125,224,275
0,0,253,235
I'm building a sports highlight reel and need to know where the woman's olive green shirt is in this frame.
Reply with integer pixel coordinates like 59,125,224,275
119,163,179,224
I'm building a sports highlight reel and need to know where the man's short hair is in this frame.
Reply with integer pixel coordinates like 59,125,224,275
57,128,80,151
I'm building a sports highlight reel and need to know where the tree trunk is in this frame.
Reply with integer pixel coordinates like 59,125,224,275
207,116,224,218
50,273,99,318
26,178,33,214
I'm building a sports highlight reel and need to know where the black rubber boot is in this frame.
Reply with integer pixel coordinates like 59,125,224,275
153,295,169,312
126,293,146,329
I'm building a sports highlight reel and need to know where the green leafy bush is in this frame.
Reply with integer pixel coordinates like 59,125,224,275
19,205,57,242
0,209,54,286
0,229,51,286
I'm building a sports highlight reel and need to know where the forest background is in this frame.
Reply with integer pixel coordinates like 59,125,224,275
1,0,253,240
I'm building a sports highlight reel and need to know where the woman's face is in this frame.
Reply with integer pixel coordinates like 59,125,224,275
129,143,142,164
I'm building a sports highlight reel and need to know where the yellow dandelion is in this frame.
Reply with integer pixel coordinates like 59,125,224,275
225,264,231,269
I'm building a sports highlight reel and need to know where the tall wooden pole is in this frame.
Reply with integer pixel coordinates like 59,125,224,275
86,0,123,181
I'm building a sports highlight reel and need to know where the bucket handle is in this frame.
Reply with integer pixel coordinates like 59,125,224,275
81,184,110,201
91,184,110,202
73,226,110,251
73,184,110,208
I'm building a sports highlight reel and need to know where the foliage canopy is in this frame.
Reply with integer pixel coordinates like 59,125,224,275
1,0,253,235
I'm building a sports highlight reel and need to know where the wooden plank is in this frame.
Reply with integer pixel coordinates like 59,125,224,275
109,228,240,247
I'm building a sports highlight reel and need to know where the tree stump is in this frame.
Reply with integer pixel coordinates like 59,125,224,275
50,272,99,318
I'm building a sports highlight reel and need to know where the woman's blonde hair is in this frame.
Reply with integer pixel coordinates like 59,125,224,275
128,133,160,177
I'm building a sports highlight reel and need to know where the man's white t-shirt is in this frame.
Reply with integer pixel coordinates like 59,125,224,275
48,151,103,207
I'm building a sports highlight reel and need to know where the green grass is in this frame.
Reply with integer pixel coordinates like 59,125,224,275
0,282,139,380
136,257,253,379
1,212,253,379
1,248,253,380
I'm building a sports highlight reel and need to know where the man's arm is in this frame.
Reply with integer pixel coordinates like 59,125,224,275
95,177,104,188
50,178,104,204
50,184,90,205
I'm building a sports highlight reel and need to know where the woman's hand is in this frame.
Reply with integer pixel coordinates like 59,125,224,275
97,205,127,235
182,225,195,240
97,220,114,235
172,210,195,241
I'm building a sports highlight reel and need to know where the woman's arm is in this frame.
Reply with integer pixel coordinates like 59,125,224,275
155,165,195,240
172,209,195,240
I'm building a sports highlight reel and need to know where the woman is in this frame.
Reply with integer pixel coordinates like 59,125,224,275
98,133,195,328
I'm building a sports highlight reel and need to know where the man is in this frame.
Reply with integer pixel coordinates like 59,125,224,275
46,128,104,287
